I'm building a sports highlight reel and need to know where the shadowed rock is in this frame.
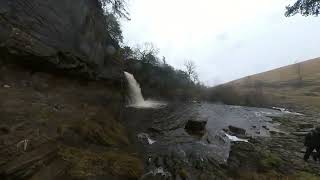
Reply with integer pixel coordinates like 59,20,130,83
298,123,314,129
228,125,246,135
185,119,207,136
0,0,121,80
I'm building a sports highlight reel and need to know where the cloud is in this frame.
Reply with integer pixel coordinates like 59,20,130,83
216,33,228,41
122,0,320,86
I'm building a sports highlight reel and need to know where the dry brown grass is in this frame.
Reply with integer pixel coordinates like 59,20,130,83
230,57,320,86
59,146,144,179
215,57,320,111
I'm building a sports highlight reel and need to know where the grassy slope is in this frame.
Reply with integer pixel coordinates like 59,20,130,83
221,57,320,112
230,57,320,85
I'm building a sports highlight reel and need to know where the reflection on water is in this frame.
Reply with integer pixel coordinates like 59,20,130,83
127,99,167,109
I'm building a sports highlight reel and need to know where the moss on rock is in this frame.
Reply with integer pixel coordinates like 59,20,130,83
259,152,283,171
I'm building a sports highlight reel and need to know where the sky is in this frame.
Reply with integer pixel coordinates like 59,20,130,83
121,0,320,86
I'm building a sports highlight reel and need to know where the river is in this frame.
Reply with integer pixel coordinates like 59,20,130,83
124,102,292,179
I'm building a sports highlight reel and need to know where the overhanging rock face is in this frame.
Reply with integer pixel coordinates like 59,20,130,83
0,0,121,80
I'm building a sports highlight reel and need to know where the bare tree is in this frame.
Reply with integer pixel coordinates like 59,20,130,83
133,42,160,65
285,0,320,17
184,60,199,83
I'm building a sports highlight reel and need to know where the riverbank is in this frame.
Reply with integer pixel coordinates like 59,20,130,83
222,108,320,179
0,63,143,180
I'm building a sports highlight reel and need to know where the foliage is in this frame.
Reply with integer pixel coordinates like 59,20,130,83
119,46,135,60
105,13,123,42
133,42,160,65
206,85,244,105
99,0,130,19
123,44,205,100
96,0,204,101
206,81,270,107
96,0,127,44
285,0,320,16
259,152,283,171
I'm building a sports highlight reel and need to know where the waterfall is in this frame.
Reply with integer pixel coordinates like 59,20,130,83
124,71,166,108
124,71,145,105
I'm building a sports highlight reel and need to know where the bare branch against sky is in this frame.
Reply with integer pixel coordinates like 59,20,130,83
121,0,320,85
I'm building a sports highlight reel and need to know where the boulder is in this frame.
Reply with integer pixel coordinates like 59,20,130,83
0,0,121,80
185,119,207,135
228,125,246,135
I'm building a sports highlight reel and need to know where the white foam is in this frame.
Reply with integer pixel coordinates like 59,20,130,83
127,99,166,109
140,167,172,179
272,107,303,116
137,133,156,145
225,133,248,142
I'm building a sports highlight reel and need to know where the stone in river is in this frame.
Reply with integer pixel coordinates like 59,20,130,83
228,125,246,135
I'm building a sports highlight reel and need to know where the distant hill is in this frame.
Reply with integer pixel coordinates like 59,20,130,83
208,57,320,113
229,57,320,86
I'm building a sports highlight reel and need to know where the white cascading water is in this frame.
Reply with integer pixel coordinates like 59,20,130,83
124,71,145,105
124,71,166,108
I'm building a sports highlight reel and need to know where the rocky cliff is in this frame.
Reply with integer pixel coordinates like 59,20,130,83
0,0,121,79
0,1,143,179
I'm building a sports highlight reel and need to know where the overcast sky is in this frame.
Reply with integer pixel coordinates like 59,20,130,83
121,0,320,86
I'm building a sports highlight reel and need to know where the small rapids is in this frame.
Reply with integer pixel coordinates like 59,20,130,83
124,72,166,108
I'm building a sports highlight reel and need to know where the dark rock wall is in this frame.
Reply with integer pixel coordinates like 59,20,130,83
0,0,121,79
